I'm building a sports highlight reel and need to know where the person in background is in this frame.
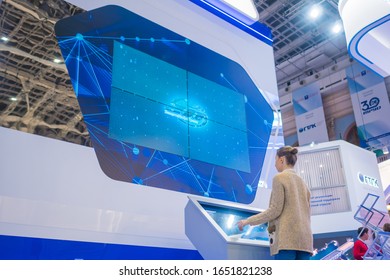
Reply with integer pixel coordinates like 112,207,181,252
353,227,369,260
237,146,313,260
381,223,390,259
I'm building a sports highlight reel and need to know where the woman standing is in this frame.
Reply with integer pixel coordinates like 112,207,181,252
237,146,313,260
352,227,369,260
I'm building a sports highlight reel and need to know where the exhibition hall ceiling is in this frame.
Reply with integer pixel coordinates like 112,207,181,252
255,0,349,86
0,0,349,146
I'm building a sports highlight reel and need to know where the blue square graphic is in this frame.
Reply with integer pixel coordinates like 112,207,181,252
188,72,247,131
109,88,189,157
190,120,250,172
112,41,187,106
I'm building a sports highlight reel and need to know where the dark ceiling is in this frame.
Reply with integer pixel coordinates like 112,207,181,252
254,0,349,86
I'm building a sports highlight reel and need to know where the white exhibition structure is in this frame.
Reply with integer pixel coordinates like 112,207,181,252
339,0,390,77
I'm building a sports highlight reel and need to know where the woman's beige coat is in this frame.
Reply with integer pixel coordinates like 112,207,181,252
247,169,313,256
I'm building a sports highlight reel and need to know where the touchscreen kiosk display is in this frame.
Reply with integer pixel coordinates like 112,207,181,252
200,203,269,241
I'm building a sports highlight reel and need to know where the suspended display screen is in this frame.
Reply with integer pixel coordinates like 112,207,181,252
55,5,274,203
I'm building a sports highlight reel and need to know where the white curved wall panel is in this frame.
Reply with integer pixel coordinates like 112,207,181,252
0,127,193,249
339,0,390,77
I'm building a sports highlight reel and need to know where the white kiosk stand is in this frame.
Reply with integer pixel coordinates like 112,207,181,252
185,196,273,260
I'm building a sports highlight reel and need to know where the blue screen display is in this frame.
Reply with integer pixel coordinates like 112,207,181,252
200,203,269,241
109,42,249,171
54,5,274,203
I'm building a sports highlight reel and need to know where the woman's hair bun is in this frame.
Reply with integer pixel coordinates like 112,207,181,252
277,146,298,166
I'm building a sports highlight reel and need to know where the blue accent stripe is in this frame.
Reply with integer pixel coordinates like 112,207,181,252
189,0,273,46
348,14,390,77
0,235,203,260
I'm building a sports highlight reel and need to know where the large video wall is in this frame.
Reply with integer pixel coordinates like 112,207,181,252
55,5,274,203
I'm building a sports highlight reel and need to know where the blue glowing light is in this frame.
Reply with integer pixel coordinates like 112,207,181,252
133,147,139,155
164,99,208,128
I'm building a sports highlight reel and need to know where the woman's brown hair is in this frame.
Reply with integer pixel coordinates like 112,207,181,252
276,146,298,166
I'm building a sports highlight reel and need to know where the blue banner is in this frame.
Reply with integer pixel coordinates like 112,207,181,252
346,63,390,152
292,82,328,145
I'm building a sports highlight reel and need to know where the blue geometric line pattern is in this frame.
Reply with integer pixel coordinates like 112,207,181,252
55,5,273,203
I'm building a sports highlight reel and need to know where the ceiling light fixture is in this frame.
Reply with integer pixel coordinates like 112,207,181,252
332,22,343,34
53,58,62,63
1,36,9,42
309,5,322,19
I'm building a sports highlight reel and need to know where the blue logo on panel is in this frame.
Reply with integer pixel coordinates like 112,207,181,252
54,5,273,203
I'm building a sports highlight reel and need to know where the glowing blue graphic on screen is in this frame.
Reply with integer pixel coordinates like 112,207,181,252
201,203,269,241
54,5,274,203
164,99,208,128
109,42,249,171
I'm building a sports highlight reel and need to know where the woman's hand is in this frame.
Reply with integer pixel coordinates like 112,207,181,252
237,220,248,231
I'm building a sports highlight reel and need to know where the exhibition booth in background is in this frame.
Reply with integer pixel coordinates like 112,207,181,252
0,0,389,260
0,0,282,260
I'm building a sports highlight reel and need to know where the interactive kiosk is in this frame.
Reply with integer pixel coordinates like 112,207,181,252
185,140,389,260
185,196,272,260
